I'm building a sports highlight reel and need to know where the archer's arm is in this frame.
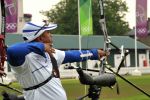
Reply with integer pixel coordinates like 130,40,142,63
42,43,107,65
7,42,45,66
62,49,106,64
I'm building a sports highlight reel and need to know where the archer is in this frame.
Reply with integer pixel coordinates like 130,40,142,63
6,21,107,100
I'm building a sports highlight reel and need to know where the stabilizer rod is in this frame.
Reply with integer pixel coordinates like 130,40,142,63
0,83,22,94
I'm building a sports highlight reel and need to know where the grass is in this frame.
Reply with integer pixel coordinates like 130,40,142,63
63,75,150,100
0,75,150,100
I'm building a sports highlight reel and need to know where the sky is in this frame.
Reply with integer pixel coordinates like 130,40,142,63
23,0,150,28
23,0,60,22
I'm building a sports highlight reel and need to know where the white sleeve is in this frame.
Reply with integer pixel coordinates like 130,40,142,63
53,49,65,67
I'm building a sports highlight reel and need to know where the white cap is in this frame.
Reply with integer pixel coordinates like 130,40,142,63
22,21,57,42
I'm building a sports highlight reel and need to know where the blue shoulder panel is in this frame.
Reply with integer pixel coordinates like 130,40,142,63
7,42,45,66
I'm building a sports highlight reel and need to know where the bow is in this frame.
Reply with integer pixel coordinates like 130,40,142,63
76,0,150,99
98,0,128,96
0,0,23,94
97,0,116,97
0,0,6,78
98,0,150,98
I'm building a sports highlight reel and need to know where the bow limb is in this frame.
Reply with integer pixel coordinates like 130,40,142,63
98,0,110,74
100,0,112,51
0,0,6,77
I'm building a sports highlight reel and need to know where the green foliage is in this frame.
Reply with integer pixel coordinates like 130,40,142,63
104,0,131,35
41,0,78,35
93,0,131,35
41,0,131,35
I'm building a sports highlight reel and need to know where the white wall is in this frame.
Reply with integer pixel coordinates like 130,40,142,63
17,0,24,33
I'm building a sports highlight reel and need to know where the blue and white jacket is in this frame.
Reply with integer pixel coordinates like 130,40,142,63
6,42,99,100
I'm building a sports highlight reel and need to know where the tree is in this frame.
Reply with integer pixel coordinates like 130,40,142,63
41,0,131,35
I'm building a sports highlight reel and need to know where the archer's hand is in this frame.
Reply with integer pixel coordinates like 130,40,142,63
98,49,110,59
44,43,55,54
0,70,6,77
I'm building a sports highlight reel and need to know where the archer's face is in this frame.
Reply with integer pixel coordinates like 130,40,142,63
40,31,53,45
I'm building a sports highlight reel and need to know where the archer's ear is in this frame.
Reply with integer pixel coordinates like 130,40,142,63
34,36,42,42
